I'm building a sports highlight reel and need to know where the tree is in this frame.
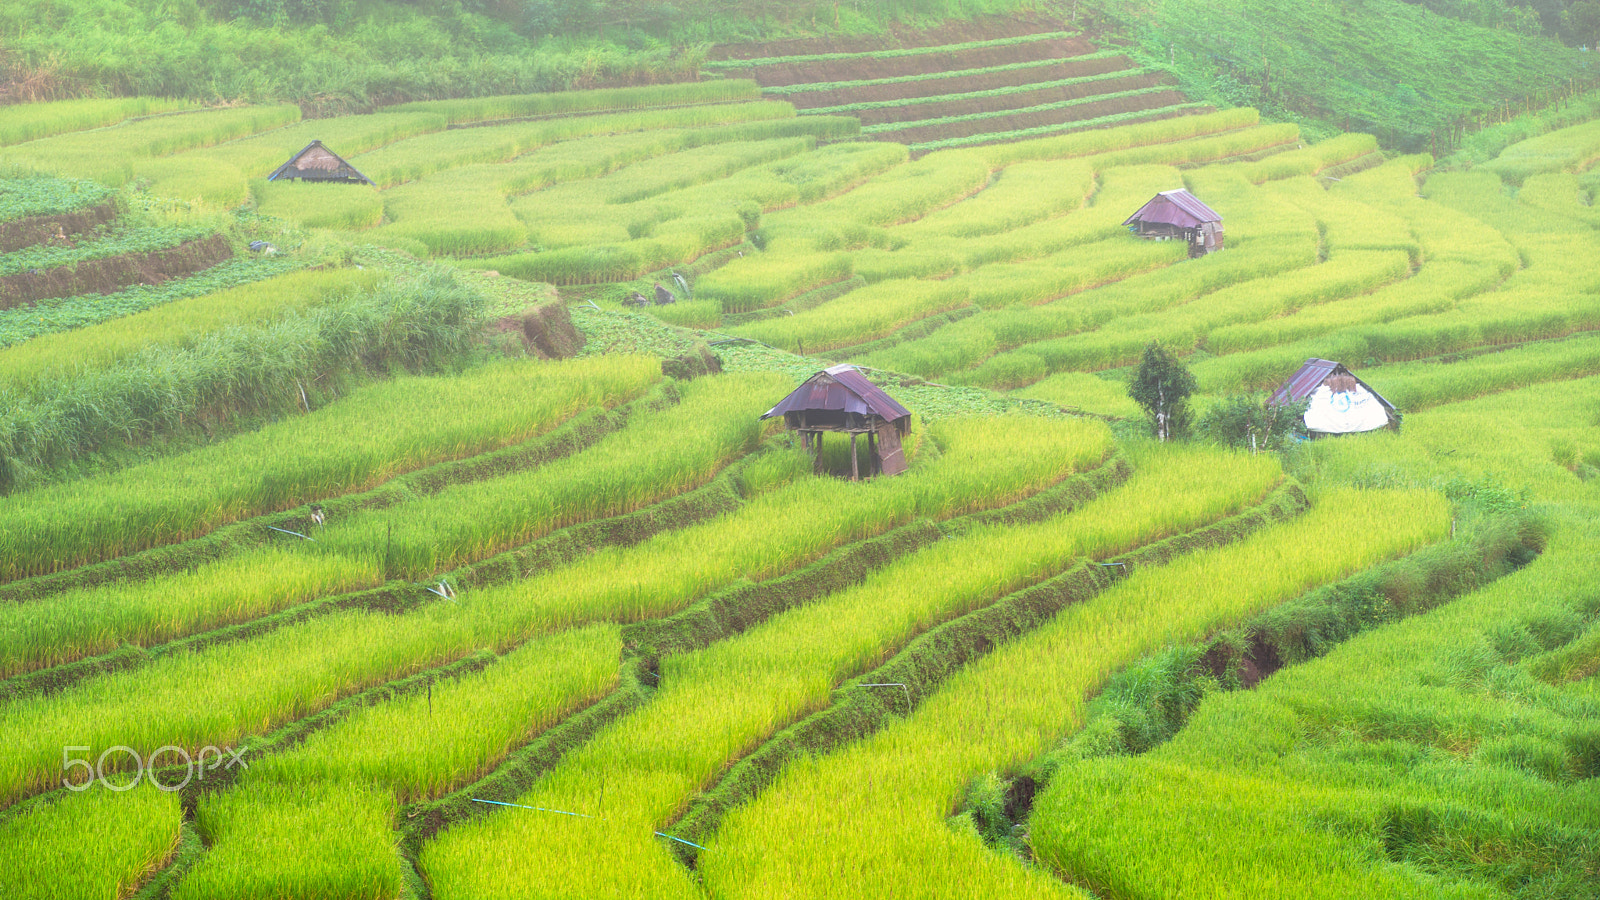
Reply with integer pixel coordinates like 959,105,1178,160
1198,393,1308,452
1128,341,1196,442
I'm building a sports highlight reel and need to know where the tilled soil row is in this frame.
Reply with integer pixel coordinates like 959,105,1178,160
879,89,1191,145
0,234,233,309
0,199,119,254
785,55,1137,108
709,13,1071,60
733,37,1096,87
853,71,1175,126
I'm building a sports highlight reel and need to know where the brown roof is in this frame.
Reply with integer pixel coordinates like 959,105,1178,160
760,364,911,423
267,141,374,185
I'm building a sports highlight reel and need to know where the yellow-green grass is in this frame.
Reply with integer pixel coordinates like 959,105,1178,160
0,780,181,900
694,251,853,313
947,237,1183,310
1479,116,1600,185
974,107,1262,168
140,111,448,208
699,487,1448,900
0,355,658,580
136,156,251,208
351,102,801,189
1029,514,1600,900
250,179,384,231
0,417,1106,807
727,278,971,354
782,150,991,228
1013,371,1144,419
1517,172,1600,226
1201,259,1500,358
311,371,785,579
1076,123,1301,171
945,164,1187,269
420,443,1282,900
1234,133,1381,184
175,625,619,900
891,159,1094,241
872,236,1320,384
0,548,383,679
1265,175,1421,258
389,81,764,125
0,97,196,146
0,267,383,390
2,105,302,186
970,248,1410,378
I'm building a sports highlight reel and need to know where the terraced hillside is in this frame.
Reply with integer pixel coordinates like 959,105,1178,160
707,21,1206,154
1,70,1598,900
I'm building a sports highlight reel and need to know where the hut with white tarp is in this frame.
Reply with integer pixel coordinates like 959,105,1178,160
1269,358,1399,436
759,364,911,480
1123,188,1223,257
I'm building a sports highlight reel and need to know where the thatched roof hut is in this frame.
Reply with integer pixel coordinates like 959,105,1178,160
1123,188,1223,257
1269,358,1398,436
760,364,911,479
267,141,374,185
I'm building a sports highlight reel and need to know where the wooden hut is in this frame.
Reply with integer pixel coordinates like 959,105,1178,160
760,364,911,480
1269,358,1399,436
1123,189,1223,257
267,141,374,185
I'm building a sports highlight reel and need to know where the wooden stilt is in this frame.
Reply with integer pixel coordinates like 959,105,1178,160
867,430,877,476
814,431,824,474
850,432,859,482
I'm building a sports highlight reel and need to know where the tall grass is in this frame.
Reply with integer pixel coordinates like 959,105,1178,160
0,780,181,900
176,625,620,900
0,97,195,146
389,81,763,125
0,416,1109,807
0,271,487,492
352,102,803,189
727,278,971,353
3,105,302,185
420,443,1281,900
0,268,383,390
700,488,1448,900
695,252,853,313
313,372,784,578
972,107,1261,168
0,355,658,581
1027,516,1597,900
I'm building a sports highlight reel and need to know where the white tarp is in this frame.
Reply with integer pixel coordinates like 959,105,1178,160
1304,384,1390,434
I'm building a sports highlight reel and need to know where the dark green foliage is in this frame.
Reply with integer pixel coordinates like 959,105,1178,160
1198,393,1308,452
1128,341,1195,441
0,174,114,223
1032,507,1546,776
1091,0,1584,152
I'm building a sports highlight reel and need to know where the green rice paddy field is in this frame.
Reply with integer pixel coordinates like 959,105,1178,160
0,45,1597,900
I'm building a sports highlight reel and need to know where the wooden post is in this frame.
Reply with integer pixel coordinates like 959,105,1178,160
850,432,859,481
867,430,877,476
814,431,824,474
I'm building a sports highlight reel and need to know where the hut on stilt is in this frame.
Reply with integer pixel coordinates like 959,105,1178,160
1123,188,1223,257
760,364,911,480
1269,358,1399,436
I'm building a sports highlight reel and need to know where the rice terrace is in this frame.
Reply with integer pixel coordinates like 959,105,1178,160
0,0,1598,896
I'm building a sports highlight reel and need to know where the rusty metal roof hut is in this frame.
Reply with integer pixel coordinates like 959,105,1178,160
267,140,374,185
760,364,911,480
1269,358,1399,436
1123,188,1223,257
